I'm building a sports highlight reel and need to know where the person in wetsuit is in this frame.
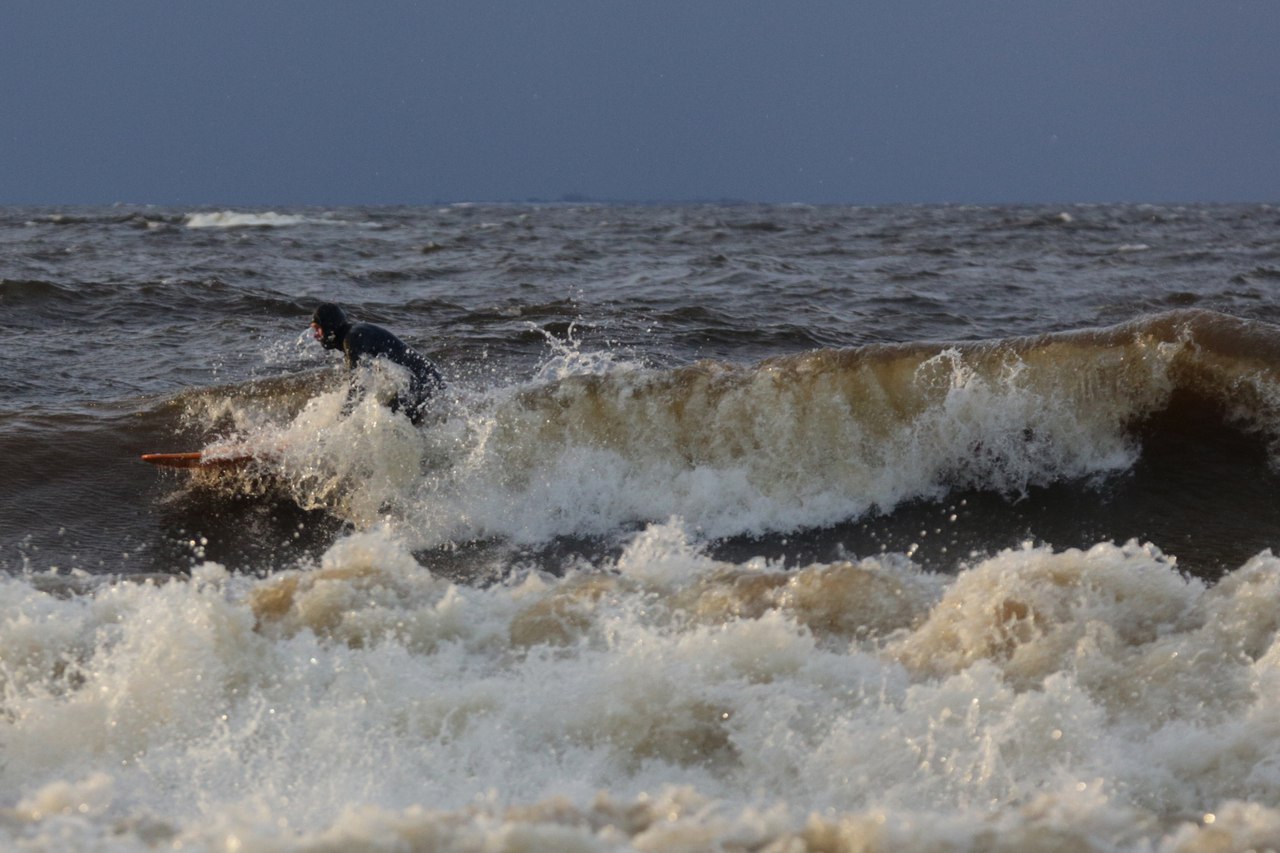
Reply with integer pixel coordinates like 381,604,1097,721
310,303,444,424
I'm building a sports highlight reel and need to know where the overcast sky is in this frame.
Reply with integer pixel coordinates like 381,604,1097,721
3,1,1277,206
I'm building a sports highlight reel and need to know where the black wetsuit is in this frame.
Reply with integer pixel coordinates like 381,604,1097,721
312,303,444,424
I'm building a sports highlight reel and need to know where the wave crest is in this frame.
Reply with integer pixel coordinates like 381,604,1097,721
187,310,1280,548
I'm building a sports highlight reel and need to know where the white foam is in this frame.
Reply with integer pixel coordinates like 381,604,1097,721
5,533,1280,849
183,211,364,229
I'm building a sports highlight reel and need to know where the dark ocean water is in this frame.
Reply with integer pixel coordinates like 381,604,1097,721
4,203,1280,850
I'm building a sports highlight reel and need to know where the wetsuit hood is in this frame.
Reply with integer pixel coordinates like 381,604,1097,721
312,303,351,350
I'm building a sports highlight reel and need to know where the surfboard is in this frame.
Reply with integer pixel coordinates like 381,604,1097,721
140,450,259,470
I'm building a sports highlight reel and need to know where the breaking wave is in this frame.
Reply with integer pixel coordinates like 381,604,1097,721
175,310,1280,555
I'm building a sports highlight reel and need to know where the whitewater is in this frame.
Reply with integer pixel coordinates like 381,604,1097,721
3,203,1280,850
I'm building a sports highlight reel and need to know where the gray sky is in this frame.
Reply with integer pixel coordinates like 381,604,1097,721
3,1,1277,205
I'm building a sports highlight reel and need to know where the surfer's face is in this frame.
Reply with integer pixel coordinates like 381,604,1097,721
311,322,323,341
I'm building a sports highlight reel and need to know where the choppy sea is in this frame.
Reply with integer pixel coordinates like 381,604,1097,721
4,203,1280,850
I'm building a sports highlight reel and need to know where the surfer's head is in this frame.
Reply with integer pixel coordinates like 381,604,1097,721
311,303,350,350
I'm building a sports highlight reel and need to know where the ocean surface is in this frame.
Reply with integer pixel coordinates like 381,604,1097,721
3,203,1280,850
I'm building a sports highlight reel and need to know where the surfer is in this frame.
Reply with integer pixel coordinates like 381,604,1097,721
310,303,445,424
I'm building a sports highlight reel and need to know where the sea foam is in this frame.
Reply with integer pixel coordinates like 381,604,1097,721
183,210,369,229
5,525,1280,850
